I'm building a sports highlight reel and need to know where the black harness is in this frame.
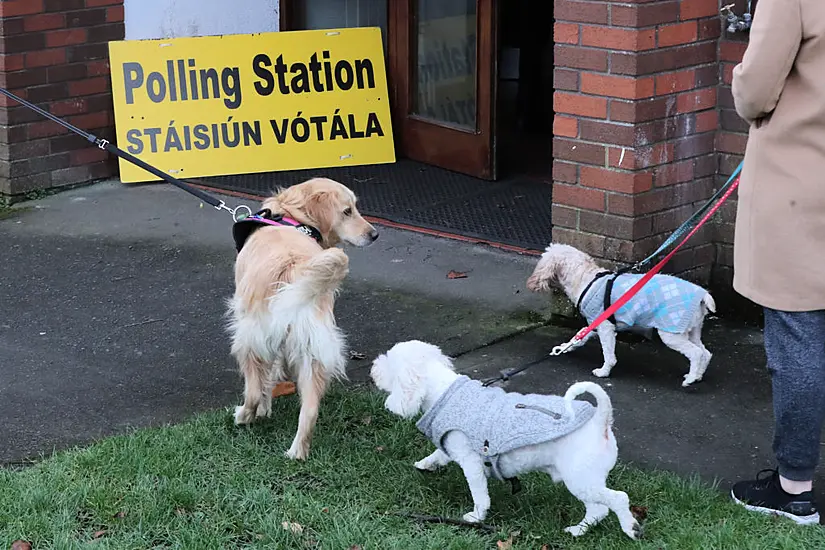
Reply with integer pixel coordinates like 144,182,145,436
232,208,323,252
575,270,621,326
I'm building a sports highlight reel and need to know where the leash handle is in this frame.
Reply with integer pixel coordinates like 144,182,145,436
571,174,741,344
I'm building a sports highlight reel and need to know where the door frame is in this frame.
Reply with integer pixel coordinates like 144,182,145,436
392,0,497,180
279,0,497,180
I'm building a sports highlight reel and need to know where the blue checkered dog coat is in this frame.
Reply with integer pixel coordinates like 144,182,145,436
579,273,709,334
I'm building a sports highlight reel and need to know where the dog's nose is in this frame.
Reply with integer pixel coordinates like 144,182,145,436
369,229,379,241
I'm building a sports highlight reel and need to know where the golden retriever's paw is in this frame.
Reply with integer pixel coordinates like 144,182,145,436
285,441,309,460
255,401,272,419
234,405,255,425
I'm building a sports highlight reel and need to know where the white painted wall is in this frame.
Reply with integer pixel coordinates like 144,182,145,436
124,0,279,40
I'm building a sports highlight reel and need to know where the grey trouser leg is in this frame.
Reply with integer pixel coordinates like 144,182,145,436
764,308,825,481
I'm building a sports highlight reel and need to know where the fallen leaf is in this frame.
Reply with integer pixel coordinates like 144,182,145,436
631,505,648,521
348,351,367,360
349,546,362,550
113,511,127,519
496,531,520,549
321,507,329,513
10,541,32,550
282,521,304,534
375,446,385,452
447,270,468,279
361,415,372,426
92,529,107,539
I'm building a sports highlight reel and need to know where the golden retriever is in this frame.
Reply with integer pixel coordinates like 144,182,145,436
227,177,378,459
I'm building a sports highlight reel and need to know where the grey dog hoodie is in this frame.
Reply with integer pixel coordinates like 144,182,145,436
415,376,595,480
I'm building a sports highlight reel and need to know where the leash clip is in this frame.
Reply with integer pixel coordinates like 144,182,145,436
216,200,252,222
96,138,109,150
550,337,579,356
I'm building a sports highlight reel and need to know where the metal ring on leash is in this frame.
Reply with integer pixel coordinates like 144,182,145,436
231,204,252,221
215,201,252,222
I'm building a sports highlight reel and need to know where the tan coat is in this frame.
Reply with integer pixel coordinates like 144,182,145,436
731,0,825,312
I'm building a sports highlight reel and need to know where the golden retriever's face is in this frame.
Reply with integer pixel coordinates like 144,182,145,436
309,186,377,247
270,178,378,247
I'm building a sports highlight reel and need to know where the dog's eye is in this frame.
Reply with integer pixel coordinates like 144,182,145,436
343,207,352,216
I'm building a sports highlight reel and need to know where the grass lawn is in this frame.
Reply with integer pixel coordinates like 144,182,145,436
2,386,823,550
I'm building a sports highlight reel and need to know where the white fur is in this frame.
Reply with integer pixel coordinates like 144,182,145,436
370,340,641,539
527,243,715,387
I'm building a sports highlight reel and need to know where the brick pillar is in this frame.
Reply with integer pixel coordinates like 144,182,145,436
552,0,722,282
0,0,124,199
714,32,748,287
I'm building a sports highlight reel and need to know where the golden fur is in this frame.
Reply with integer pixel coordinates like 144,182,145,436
228,177,377,459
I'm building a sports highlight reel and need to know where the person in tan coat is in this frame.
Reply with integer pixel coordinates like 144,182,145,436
730,0,825,525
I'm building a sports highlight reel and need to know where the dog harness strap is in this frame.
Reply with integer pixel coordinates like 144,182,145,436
603,274,619,325
231,208,323,252
576,271,613,314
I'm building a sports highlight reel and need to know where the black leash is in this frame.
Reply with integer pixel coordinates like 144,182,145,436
0,87,251,221
481,355,553,387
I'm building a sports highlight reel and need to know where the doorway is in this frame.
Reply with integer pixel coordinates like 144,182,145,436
282,0,497,180
496,0,554,179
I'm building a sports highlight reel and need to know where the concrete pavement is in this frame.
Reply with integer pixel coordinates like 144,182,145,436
1,180,816,497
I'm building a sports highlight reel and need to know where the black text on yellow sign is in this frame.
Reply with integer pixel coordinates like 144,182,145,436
108,28,395,183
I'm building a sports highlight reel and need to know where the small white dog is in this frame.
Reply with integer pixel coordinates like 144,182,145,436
527,243,716,387
370,340,641,539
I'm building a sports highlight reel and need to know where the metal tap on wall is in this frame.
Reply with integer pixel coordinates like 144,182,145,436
721,2,753,34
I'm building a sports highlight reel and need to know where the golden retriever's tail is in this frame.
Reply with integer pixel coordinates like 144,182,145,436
563,381,613,434
295,248,350,298
267,249,350,379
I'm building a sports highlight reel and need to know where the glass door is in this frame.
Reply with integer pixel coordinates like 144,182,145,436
392,0,496,179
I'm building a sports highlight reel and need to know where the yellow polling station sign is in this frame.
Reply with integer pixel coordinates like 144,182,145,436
108,28,395,183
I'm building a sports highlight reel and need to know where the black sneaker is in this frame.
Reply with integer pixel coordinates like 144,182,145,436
731,468,820,525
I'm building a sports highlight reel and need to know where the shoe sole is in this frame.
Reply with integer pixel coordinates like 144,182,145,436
731,490,821,525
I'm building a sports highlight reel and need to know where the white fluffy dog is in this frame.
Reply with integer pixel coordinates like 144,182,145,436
527,243,716,387
370,340,641,540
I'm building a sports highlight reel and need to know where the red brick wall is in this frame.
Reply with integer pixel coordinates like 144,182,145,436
0,0,123,197
714,29,749,285
553,0,724,282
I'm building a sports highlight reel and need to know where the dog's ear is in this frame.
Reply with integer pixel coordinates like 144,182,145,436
385,387,425,419
383,362,426,419
304,190,336,236
369,354,388,387
526,260,555,292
